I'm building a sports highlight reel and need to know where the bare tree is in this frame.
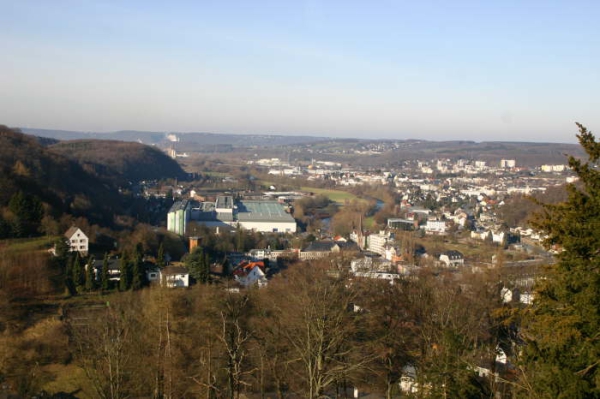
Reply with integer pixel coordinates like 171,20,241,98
356,277,418,399
217,291,254,399
268,262,369,398
69,299,137,399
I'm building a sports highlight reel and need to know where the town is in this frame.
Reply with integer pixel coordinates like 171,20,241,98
0,125,592,399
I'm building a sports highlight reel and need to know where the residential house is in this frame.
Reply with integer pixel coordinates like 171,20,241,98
424,219,447,235
492,231,505,245
65,227,89,255
471,229,490,241
146,266,161,283
160,265,190,288
92,257,122,281
439,250,465,267
233,261,268,288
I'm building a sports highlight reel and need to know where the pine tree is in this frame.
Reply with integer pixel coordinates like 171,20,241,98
157,243,165,269
8,191,43,237
54,238,70,260
119,252,131,291
236,226,245,252
521,123,600,398
200,252,210,284
64,254,77,296
85,256,97,292
185,247,210,284
72,253,84,289
101,252,110,291
131,248,145,290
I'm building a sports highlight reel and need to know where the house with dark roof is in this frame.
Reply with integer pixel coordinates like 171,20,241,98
439,250,465,267
65,227,88,255
92,257,122,281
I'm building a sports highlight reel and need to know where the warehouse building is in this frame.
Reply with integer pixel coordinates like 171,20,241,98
167,196,296,235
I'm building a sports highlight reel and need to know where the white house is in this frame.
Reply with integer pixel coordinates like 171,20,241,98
160,266,190,288
471,230,490,241
65,227,88,255
439,250,464,267
492,231,505,245
424,219,447,235
233,261,268,288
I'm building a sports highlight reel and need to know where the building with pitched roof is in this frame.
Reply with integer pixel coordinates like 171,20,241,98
65,226,88,255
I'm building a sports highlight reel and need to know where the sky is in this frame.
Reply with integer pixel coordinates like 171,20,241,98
1,0,599,143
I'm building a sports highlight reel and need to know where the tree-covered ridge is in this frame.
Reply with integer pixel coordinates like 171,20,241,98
50,139,188,183
0,125,123,225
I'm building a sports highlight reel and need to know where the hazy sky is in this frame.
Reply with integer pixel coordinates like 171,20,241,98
1,1,599,143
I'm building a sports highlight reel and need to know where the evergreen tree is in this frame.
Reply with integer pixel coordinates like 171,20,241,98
8,191,43,237
54,238,71,260
72,253,84,289
64,255,77,296
236,226,245,252
119,252,131,291
101,252,110,291
521,123,600,398
157,243,165,269
0,215,11,239
201,252,210,284
185,247,210,284
85,256,96,292
131,247,145,290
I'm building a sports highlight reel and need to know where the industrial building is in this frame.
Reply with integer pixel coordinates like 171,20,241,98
167,196,296,235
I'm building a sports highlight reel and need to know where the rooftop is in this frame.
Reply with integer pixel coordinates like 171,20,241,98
168,199,193,213
236,201,295,223
216,195,234,210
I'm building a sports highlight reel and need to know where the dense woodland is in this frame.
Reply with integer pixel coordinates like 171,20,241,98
50,140,188,184
0,126,186,236
0,124,598,398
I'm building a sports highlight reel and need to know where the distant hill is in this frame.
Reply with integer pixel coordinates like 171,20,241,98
376,140,585,167
0,126,123,224
21,127,329,148
20,127,586,166
49,140,188,184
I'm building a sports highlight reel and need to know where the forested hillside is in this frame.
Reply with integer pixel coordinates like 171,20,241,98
49,140,187,184
0,126,124,229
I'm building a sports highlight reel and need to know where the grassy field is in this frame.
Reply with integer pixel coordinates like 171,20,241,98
259,179,364,205
363,216,376,230
300,186,367,205
0,235,59,253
